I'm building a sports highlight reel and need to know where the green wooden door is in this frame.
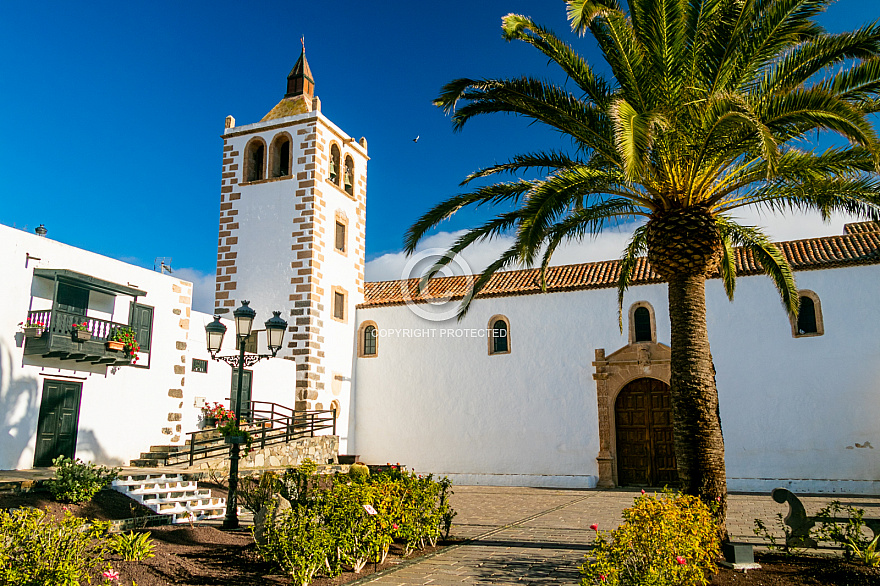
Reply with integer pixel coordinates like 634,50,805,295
230,369,253,422
34,380,83,467
129,303,153,352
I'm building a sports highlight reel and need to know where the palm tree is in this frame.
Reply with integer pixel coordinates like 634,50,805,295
405,0,880,533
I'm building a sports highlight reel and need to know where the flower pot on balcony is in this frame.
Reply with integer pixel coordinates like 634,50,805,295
106,340,124,352
203,416,218,428
72,330,91,342
23,327,44,338
224,435,247,444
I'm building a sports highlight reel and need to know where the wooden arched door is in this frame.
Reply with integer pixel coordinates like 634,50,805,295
615,378,678,486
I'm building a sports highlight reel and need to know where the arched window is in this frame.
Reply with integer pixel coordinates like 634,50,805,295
634,307,652,342
628,302,656,343
329,144,341,186
793,290,824,337
269,133,291,178
358,321,378,357
488,315,510,355
363,326,377,356
344,155,354,195
244,138,266,182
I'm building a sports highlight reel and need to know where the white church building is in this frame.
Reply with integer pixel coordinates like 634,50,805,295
2,51,879,495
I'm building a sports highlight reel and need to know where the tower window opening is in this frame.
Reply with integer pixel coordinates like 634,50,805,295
245,139,266,182
344,156,354,195
333,291,346,321
269,134,291,178
335,221,346,252
330,144,341,185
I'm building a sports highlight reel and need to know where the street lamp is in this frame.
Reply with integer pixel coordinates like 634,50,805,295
205,300,287,529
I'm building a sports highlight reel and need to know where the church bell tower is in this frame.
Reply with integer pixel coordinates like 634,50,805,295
214,45,367,423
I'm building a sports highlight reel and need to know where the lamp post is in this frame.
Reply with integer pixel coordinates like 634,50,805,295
205,300,287,529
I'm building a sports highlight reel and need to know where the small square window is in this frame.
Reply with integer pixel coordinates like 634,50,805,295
192,358,208,373
335,221,346,252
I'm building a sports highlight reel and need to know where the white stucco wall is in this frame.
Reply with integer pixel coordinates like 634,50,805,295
353,263,880,493
0,226,306,470
0,225,194,468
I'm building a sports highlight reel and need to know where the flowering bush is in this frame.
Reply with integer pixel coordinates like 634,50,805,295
110,327,140,364
202,401,235,422
580,490,720,586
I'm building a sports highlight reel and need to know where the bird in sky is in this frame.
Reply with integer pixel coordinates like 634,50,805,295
413,135,419,143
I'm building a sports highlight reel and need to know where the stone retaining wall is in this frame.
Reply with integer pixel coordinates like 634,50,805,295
189,435,339,472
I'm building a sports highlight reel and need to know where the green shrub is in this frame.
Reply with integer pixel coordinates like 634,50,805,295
813,501,874,560
0,506,109,585
108,530,155,561
256,462,456,584
46,456,119,503
239,470,281,514
580,491,720,586
348,463,370,480
257,500,333,586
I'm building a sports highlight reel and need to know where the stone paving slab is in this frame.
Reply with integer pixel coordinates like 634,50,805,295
359,486,880,586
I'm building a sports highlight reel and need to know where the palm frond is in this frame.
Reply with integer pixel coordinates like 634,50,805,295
616,224,649,331
715,216,799,317
502,13,614,107
403,181,535,253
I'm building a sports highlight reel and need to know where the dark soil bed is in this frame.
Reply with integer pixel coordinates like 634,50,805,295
105,527,447,586
0,488,156,521
710,553,880,586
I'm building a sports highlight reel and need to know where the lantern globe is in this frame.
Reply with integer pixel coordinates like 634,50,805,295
233,300,257,339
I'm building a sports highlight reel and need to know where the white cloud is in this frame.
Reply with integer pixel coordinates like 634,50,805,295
173,267,216,314
364,210,863,282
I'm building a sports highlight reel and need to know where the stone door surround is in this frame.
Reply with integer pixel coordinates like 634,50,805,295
592,342,671,488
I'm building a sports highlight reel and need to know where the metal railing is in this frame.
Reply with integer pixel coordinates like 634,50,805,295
27,309,127,343
180,401,337,466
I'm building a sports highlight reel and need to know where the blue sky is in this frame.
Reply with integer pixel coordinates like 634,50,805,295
1,1,877,311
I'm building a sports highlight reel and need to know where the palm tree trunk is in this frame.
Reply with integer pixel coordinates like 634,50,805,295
668,273,728,538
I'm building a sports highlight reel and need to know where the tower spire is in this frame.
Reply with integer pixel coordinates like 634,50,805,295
286,39,314,98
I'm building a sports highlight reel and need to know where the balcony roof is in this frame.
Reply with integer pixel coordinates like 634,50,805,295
34,269,147,297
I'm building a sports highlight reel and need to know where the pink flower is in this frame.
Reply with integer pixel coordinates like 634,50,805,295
102,569,120,580
599,575,606,582
392,523,399,530
640,489,646,494
675,556,687,565
590,523,598,531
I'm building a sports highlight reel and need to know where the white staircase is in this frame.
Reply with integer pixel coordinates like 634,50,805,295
112,473,234,524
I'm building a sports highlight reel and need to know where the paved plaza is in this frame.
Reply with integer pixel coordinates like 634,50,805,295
357,486,880,585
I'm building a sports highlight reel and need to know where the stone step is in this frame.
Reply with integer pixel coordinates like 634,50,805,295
111,476,231,524
116,473,186,484
148,445,184,453
129,458,163,467
140,451,174,460
123,482,200,495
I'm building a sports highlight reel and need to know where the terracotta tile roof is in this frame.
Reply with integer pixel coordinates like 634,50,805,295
361,223,880,308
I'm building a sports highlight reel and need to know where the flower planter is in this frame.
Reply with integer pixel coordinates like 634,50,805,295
72,330,91,342
23,327,44,338
224,435,247,444
203,416,218,428
106,340,124,352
